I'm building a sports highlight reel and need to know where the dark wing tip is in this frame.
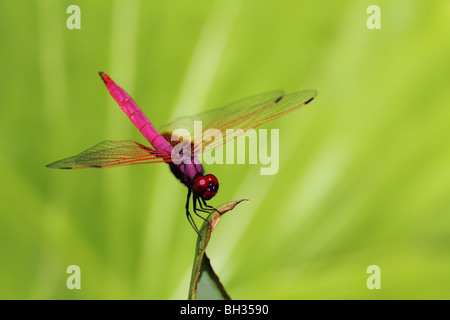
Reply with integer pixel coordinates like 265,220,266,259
274,96,283,103
304,90,318,105
304,97,314,105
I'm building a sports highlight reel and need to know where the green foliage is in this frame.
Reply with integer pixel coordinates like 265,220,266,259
0,0,449,299
188,199,246,300
196,255,230,300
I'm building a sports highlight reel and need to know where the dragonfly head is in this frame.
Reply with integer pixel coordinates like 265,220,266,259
193,174,219,200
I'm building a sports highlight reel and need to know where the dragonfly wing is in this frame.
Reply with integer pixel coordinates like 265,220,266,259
46,140,172,169
159,89,317,153
219,89,318,130
159,90,285,136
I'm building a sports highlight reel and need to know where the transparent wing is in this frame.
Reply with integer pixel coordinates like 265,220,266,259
46,140,172,169
159,90,284,135
159,90,317,153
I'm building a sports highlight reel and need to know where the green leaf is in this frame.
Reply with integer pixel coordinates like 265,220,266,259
188,199,248,300
196,254,230,300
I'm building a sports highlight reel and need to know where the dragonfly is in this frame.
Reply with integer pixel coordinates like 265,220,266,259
47,72,317,238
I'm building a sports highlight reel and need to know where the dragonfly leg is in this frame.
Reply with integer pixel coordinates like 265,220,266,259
185,189,201,237
193,196,211,225
194,197,213,214
194,197,215,233
186,190,212,250
199,198,220,214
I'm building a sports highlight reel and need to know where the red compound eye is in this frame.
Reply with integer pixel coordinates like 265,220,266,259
193,174,219,200
193,176,209,195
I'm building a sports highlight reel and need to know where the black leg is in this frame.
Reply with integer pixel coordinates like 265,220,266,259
200,198,220,214
185,188,200,237
193,196,211,223
194,197,214,214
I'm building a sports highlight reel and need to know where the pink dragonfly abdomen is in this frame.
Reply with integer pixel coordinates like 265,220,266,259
100,72,203,186
99,72,172,154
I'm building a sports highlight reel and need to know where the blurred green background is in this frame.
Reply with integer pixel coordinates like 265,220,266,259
1,0,449,299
